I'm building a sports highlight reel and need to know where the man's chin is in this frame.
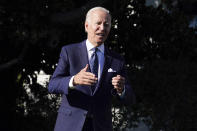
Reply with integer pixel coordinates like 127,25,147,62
97,39,105,43
97,40,105,44
95,42,103,46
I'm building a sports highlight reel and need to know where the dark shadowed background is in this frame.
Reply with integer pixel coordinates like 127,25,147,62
0,0,197,131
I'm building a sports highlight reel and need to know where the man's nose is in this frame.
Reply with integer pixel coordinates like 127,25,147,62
100,23,105,31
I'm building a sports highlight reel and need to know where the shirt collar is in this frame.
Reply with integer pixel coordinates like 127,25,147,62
86,39,104,54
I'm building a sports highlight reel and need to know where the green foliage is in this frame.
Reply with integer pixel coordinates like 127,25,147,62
0,0,197,130
132,60,197,131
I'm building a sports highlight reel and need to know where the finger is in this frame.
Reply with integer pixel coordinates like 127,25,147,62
113,75,125,81
112,79,119,83
82,76,98,83
81,79,97,85
112,82,120,86
112,79,125,86
112,76,121,81
113,85,123,92
112,80,120,86
84,72,96,77
81,74,98,81
87,79,97,84
112,81,124,88
112,79,124,85
115,75,121,79
82,64,89,72
113,86,122,92
81,82,93,86
113,85,118,89
83,73,98,80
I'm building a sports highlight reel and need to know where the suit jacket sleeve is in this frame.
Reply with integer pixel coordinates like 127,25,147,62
48,47,72,95
118,59,136,105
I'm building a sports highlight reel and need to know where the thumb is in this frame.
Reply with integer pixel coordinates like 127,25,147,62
82,64,89,72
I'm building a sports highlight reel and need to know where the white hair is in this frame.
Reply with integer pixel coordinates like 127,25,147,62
85,7,111,23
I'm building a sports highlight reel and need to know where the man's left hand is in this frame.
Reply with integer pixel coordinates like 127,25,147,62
112,75,125,94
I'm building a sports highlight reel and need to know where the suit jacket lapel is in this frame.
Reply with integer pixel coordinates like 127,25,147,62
77,40,92,94
78,40,91,72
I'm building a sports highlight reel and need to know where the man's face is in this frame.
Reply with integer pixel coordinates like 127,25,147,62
85,10,111,46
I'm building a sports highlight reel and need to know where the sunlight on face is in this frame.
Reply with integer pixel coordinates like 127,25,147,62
85,10,111,47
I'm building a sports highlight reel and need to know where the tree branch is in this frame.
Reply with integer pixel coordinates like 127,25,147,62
0,44,29,72
50,0,110,24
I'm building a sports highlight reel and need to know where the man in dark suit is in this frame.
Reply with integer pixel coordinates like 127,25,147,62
48,6,135,131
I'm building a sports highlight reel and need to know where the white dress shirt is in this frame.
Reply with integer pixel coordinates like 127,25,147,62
86,39,105,80
69,40,125,97
69,39,105,87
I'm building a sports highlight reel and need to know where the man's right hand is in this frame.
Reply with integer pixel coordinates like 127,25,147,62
73,64,97,86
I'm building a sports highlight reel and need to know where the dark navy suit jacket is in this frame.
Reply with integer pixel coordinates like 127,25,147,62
48,40,135,131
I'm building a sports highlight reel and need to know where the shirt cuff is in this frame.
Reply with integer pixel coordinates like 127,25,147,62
69,76,76,89
118,86,125,98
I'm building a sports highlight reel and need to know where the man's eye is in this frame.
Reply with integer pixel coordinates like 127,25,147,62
96,22,101,25
104,23,110,26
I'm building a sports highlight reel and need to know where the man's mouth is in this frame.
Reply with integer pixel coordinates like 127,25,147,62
96,33,105,37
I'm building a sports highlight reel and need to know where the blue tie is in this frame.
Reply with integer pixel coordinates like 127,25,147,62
90,48,98,92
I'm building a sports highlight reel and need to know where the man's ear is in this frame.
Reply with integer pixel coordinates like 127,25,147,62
85,22,88,32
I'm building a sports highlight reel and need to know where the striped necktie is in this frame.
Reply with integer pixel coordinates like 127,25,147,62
90,48,98,92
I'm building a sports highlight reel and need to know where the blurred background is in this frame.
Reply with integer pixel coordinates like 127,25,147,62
0,0,197,130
